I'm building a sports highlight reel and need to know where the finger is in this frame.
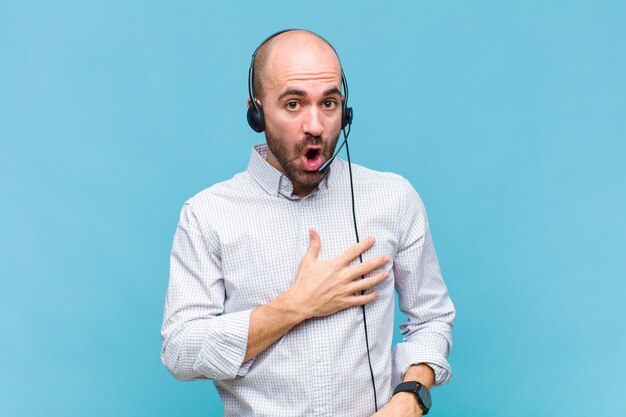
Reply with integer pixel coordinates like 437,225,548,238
349,270,389,293
338,236,375,265
345,290,379,307
348,256,389,279
304,228,321,261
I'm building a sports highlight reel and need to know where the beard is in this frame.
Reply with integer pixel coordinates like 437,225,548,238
264,126,340,192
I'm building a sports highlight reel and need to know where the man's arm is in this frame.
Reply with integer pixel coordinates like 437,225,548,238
391,180,455,387
161,203,249,381
161,204,389,380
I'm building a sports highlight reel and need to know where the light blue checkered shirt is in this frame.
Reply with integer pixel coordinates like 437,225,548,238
161,144,455,417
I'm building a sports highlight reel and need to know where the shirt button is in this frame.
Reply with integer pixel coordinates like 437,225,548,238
315,355,324,363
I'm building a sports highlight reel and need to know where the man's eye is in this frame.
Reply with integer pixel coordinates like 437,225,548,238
286,102,300,111
323,100,337,109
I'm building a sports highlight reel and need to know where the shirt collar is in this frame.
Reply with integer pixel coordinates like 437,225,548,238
247,143,340,199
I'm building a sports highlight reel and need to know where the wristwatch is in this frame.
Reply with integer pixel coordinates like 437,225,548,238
392,381,431,415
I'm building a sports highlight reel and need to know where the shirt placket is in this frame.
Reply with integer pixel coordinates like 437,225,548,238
298,193,332,417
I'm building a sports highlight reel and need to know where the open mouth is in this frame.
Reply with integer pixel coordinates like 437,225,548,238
306,148,320,160
302,147,323,171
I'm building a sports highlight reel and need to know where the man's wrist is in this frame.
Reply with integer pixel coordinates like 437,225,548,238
390,391,422,414
272,290,310,324
403,363,435,388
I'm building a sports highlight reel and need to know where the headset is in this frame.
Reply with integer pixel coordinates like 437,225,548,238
246,30,378,412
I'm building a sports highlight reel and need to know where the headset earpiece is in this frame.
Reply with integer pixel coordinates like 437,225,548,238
247,101,264,133
342,106,353,129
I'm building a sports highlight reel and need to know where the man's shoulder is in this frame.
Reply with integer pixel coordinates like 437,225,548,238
183,170,253,212
342,160,416,193
339,160,426,213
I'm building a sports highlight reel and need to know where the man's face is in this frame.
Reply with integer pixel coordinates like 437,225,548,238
259,39,344,197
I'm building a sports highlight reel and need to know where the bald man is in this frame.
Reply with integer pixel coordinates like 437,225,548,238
161,30,455,417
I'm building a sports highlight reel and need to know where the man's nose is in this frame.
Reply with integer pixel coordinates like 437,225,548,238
303,107,324,137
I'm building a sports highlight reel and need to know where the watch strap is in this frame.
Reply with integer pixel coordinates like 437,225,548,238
392,381,430,415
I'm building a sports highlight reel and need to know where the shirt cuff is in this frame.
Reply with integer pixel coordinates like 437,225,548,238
193,309,253,380
392,332,452,386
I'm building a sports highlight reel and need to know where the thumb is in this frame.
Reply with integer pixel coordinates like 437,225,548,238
305,228,321,261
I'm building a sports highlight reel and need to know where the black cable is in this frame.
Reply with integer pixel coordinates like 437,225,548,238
344,132,379,412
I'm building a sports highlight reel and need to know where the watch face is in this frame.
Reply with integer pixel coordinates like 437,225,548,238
419,386,432,409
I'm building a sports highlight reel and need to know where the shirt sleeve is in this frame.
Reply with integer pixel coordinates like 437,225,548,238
160,203,253,381
392,180,456,386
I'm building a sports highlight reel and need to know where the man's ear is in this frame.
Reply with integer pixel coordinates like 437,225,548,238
248,98,263,108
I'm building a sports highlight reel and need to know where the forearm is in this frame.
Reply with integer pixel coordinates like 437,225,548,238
244,291,308,362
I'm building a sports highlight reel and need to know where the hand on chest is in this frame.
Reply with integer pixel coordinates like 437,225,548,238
217,203,398,311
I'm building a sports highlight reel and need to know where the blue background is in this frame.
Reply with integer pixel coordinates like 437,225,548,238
1,1,625,416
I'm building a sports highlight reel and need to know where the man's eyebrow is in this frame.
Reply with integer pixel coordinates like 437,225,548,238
277,89,306,101
323,87,342,96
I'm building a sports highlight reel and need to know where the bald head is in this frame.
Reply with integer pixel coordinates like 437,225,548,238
252,30,342,99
